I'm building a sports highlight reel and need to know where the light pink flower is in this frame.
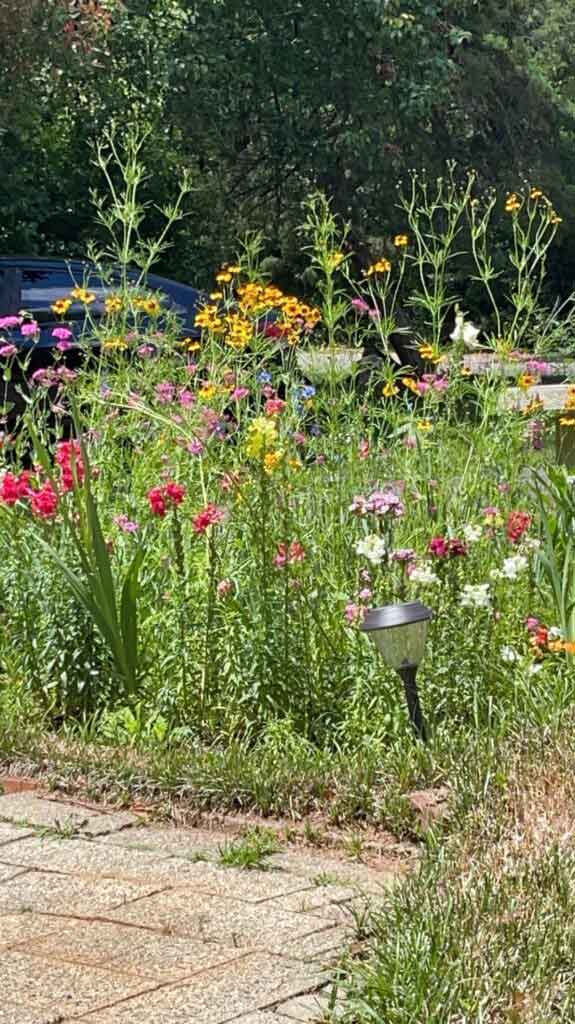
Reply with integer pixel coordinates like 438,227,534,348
231,387,250,401
187,439,204,456
0,316,22,330
20,321,39,337
0,344,17,357
114,514,140,533
351,298,370,313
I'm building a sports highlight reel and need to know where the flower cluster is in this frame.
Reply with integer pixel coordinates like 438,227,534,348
350,489,405,519
148,482,186,518
274,541,306,568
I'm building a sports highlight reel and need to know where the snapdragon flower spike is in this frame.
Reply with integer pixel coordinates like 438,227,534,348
0,471,32,506
274,540,306,567
507,510,532,544
350,488,405,518
192,503,225,534
31,482,59,520
148,482,187,518
56,440,85,492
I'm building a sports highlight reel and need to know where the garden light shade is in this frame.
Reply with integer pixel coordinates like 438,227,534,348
360,601,433,670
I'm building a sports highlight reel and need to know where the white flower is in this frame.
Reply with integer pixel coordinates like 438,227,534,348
501,645,520,663
490,568,503,580
460,583,491,608
501,555,528,580
548,626,563,641
355,534,387,565
529,662,543,675
410,565,440,585
450,311,481,350
521,537,541,553
463,523,482,543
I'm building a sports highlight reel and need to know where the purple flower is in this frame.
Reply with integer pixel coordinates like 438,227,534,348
114,514,140,534
392,548,416,562
0,344,17,357
187,439,204,456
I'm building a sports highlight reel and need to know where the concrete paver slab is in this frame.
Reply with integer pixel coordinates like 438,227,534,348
269,851,402,895
97,826,225,859
0,911,77,952
1,950,156,1017
106,888,335,955
0,823,33,847
0,870,162,916
24,918,246,982
0,794,139,838
0,838,314,902
67,953,324,1024
275,992,333,1021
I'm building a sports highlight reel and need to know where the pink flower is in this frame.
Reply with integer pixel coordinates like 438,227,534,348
483,506,500,521
345,602,365,624
20,321,39,337
392,548,416,563
525,617,540,633
262,385,275,399
507,510,532,544
217,579,235,597
31,482,59,519
114,514,140,533
0,344,17,357
178,388,196,408
231,387,250,401
186,362,198,375
265,397,286,416
359,439,370,460
416,380,431,395
351,298,370,313
155,381,176,404
137,344,156,358
57,340,73,352
187,439,204,456
274,541,306,567
368,308,381,320
293,431,306,446
52,327,72,341
0,316,22,330
192,503,226,534
358,587,373,601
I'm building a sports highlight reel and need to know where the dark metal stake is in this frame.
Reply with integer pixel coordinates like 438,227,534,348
397,664,428,742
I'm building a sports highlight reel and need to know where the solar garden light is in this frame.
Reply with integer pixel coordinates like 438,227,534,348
360,601,433,742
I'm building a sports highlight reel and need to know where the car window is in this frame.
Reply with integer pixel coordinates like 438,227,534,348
21,267,108,321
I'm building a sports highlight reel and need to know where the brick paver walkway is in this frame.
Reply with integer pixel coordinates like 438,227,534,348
0,790,405,1023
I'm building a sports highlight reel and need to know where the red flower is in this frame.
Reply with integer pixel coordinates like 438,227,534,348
428,536,449,558
192,503,225,534
0,471,32,506
56,440,85,492
507,510,532,544
148,487,167,518
447,538,468,557
164,482,186,506
31,482,59,520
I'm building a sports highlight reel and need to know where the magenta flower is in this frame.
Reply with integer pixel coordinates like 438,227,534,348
0,344,17,357
178,388,196,408
0,316,22,330
20,321,39,337
344,602,365,624
231,387,250,401
351,298,370,313
392,548,416,562
155,381,176,404
137,344,156,358
52,327,72,342
187,439,204,456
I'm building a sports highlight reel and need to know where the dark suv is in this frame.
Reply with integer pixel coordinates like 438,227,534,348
0,257,203,352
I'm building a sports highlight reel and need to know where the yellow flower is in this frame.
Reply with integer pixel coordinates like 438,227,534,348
245,416,278,459
227,264,241,274
105,295,123,315
394,234,408,248
549,210,562,225
418,342,441,363
144,297,162,317
327,251,346,270
51,298,72,316
182,337,201,352
102,335,128,351
263,450,284,474
518,373,537,391
460,366,472,377
224,313,253,351
559,417,575,427
70,286,96,304
287,457,301,471
195,305,224,332
564,386,575,411
505,193,521,214
210,291,224,300
530,187,544,200
366,258,392,276
215,271,233,284
402,376,420,395
198,382,218,402
524,397,544,416
382,381,399,398
417,419,433,432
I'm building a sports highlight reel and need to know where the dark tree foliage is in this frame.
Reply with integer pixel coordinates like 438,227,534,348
1,0,574,289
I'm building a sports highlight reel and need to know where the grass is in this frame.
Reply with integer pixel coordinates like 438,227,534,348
339,728,575,1023
217,827,281,870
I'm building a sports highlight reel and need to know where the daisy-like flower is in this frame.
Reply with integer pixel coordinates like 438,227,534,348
355,535,387,565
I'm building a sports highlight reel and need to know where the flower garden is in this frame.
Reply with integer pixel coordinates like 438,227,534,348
0,154,574,835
